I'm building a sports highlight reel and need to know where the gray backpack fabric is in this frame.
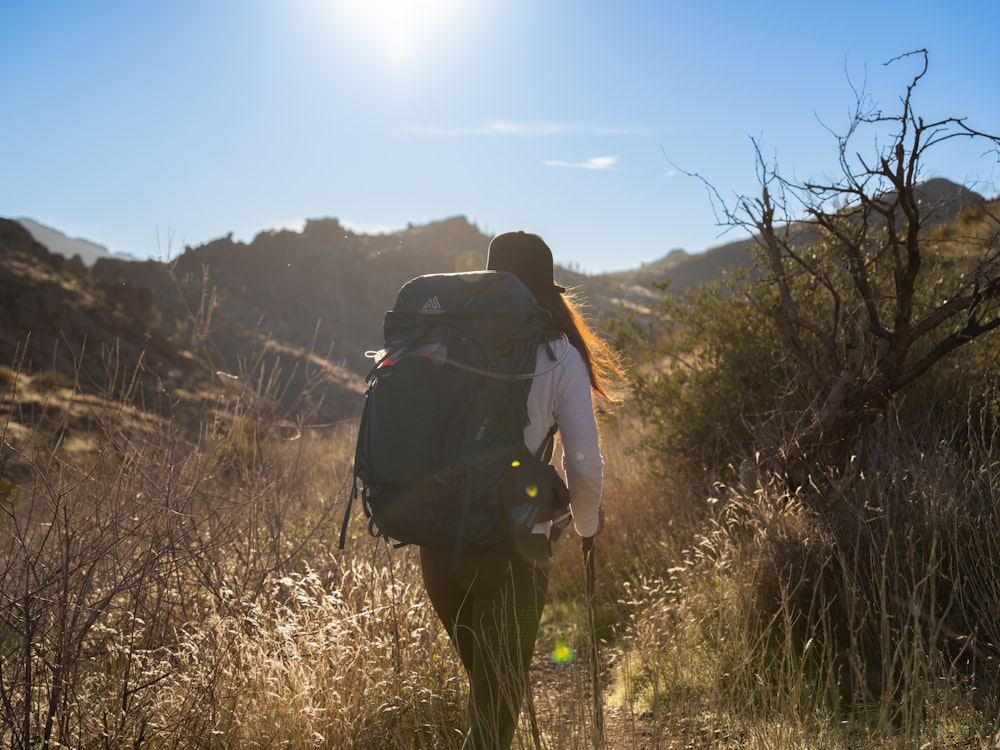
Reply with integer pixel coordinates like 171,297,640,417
339,270,569,566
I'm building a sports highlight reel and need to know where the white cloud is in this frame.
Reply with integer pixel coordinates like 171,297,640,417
543,155,619,170
402,121,648,137
403,120,573,137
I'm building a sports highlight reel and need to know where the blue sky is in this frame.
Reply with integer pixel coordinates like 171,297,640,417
3,1,998,274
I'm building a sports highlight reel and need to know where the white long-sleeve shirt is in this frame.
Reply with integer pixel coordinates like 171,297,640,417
522,337,604,537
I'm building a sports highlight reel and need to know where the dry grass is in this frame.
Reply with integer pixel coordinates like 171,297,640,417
604,404,1000,748
4,351,1000,748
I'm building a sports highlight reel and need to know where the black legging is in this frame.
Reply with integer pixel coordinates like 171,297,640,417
420,535,550,750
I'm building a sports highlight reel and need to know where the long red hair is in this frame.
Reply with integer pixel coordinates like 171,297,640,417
534,286,624,402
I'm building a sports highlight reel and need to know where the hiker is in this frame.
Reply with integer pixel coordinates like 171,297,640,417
418,231,622,749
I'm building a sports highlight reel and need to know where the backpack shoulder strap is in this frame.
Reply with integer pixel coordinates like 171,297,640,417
542,328,565,362
536,422,558,464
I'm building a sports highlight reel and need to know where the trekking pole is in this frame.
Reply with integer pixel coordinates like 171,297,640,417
582,536,604,746
525,680,542,750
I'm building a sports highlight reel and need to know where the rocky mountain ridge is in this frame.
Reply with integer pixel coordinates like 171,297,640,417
2,179,989,431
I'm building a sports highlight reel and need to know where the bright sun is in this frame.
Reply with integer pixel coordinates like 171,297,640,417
332,0,472,72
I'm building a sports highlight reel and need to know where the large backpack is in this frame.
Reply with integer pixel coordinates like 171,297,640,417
339,270,570,567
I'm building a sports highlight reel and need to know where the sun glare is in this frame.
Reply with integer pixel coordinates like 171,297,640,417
332,0,472,72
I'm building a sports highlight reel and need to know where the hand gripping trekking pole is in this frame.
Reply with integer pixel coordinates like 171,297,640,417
583,536,604,746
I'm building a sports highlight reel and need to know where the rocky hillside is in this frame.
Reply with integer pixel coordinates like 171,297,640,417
0,220,219,426
596,177,989,309
1,179,989,434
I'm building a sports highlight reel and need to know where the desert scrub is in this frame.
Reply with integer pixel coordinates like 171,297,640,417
610,411,1000,747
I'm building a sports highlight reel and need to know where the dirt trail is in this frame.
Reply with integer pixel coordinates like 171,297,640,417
524,650,663,750
524,648,733,749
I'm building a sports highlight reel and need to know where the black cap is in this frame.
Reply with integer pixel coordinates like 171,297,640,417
486,231,566,295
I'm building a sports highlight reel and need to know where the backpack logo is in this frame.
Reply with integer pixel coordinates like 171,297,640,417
420,296,445,314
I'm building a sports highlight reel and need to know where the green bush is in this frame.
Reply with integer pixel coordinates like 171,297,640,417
626,273,800,482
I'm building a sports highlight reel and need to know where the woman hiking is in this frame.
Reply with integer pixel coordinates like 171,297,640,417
419,230,623,749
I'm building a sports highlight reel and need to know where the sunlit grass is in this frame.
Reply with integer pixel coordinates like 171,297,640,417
3,350,1000,747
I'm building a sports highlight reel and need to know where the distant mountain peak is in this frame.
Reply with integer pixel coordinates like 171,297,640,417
15,218,112,266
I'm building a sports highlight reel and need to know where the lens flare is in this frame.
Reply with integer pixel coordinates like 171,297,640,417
510,459,521,468
525,485,538,498
550,641,575,664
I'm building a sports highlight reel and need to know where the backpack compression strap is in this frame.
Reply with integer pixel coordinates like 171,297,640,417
402,332,569,381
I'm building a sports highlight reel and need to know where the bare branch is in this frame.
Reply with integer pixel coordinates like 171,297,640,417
690,50,1000,483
